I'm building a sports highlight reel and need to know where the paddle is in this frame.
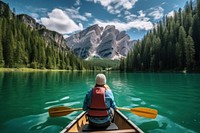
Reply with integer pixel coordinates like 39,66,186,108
48,106,82,117
117,107,158,119
48,106,158,118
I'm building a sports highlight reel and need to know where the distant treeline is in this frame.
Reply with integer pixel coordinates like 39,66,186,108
120,0,200,72
0,2,104,70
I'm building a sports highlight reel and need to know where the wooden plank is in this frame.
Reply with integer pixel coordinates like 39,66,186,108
92,129,137,133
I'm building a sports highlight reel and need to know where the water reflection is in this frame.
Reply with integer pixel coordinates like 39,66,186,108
0,72,200,133
138,121,167,132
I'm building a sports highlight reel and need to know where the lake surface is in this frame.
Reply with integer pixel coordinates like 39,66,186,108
0,72,199,133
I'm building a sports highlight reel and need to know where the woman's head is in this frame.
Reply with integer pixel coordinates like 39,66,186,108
95,73,106,86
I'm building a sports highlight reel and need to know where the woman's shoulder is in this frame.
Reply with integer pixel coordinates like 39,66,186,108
86,88,93,94
104,84,110,90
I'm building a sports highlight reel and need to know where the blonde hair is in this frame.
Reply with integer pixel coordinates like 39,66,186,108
94,84,110,90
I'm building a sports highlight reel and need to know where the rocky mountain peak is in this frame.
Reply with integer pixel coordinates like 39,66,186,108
0,1,14,18
17,14,46,30
17,14,36,30
16,14,67,50
66,24,135,60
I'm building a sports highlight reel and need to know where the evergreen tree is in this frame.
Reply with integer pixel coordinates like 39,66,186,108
0,3,97,70
121,0,199,72
185,35,195,69
38,39,46,68
3,22,14,67
178,26,187,68
192,0,200,66
14,41,24,67
46,46,53,69
119,58,126,71
0,19,4,67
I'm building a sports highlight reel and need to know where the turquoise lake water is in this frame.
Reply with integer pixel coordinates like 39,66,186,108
0,72,199,133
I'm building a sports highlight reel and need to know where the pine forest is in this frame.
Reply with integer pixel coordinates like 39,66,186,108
120,0,200,72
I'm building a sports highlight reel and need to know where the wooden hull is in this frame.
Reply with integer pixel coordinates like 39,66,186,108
60,110,144,133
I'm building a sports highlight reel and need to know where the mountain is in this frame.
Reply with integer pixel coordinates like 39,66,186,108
0,1,68,52
17,14,68,50
0,1,87,70
0,1,12,17
66,24,135,60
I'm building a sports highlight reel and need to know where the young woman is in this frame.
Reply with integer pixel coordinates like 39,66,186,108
83,73,117,127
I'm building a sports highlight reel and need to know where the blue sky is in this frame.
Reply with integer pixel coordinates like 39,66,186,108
3,0,189,40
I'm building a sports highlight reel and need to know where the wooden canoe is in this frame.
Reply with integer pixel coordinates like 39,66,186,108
60,110,144,133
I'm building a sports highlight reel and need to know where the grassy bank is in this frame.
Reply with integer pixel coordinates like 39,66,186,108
0,68,72,72
0,68,108,72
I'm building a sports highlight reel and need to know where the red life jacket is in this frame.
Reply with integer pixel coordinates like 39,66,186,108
88,87,109,117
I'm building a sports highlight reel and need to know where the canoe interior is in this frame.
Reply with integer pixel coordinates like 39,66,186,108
60,110,143,133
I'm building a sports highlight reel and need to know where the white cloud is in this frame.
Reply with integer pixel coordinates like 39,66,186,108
161,2,166,5
107,6,121,14
63,34,70,39
173,4,179,9
34,18,41,23
25,6,48,18
86,0,138,14
65,7,88,21
94,19,153,31
138,10,146,18
34,8,48,13
167,11,175,17
85,12,92,18
125,14,137,21
86,0,112,7
74,0,81,6
125,10,150,22
124,11,131,15
120,0,138,10
148,7,164,20
97,0,113,7
30,13,39,18
40,8,83,34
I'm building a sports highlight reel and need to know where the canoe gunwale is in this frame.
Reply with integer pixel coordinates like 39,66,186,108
115,110,144,133
60,110,144,133
60,111,86,133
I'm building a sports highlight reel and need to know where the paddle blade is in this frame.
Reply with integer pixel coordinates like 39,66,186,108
48,106,82,117
131,107,158,119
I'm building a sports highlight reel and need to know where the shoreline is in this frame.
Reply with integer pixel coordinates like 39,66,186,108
0,68,108,72
0,68,199,73
0,68,81,72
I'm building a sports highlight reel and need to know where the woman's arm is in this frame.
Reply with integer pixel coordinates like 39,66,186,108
107,89,117,110
82,89,92,111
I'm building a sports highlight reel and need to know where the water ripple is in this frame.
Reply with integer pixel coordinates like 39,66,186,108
60,96,70,101
1,72,200,133
45,100,59,105
44,101,80,110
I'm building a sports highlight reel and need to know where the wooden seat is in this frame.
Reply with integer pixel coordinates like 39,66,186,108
82,123,118,132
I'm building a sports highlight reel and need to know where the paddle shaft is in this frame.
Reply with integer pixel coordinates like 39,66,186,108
49,106,157,118
118,107,156,115
50,108,82,114
117,107,130,111
118,107,158,118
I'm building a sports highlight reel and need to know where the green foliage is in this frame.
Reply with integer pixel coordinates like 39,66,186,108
0,19,4,67
185,35,195,69
86,58,120,70
121,0,199,72
30,61,39,69
0,2,100,70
